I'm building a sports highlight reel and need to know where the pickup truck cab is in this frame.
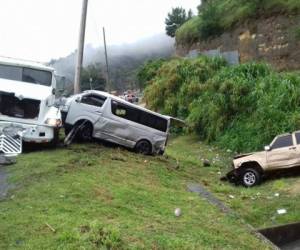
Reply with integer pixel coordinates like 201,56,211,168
0,56,61,144
229,131,300,187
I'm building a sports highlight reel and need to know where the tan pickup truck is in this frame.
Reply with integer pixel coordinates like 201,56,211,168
227,131,300,187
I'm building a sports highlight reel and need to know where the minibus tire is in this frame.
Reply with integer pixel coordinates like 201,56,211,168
78,122,93,142
135,140,152,155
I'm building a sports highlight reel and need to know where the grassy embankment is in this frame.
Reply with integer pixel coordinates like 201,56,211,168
142,57,300,152
176,0,300,45
0,140,273,250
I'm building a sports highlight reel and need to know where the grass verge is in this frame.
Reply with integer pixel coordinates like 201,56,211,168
0,141,269,249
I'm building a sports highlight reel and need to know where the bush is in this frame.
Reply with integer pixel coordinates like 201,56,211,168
188,63,300,152
143,56,227,117
137,59,166,89
144,56,300,152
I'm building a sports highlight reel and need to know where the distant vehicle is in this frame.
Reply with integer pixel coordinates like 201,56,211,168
228,131,300,187
0,56,61,145
61,90,170,155
125,93,138,103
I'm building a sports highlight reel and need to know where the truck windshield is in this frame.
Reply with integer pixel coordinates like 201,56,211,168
0,64,52,86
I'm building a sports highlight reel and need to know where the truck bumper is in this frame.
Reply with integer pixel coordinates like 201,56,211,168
0,121,57,143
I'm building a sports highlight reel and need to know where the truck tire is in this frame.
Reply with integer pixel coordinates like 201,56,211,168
241,168,261,187
49,128,60,147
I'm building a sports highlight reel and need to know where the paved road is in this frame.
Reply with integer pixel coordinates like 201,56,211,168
0,166,9,200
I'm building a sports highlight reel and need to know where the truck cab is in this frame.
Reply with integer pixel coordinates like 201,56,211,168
0,56,61,144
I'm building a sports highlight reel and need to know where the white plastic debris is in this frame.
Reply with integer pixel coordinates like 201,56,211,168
229,195,235,199
277,209,287,215
274,193,280,197
174,208,182,217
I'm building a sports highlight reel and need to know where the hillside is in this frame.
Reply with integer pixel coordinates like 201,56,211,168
50,34,174,93
175,0,300,70
176,0,300,45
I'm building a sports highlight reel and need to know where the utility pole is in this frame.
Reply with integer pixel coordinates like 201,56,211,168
74,0,89,94
103,27,110,93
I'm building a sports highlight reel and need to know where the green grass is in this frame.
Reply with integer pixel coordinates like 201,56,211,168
0,141,270,249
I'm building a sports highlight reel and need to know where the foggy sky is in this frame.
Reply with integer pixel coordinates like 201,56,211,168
0,0,200,62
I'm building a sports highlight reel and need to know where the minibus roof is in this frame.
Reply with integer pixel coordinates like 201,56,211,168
84,90,171,120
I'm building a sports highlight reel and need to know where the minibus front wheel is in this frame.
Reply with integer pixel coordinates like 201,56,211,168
135,140,152,155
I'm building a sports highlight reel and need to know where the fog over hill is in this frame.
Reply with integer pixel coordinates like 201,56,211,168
50,33,174,93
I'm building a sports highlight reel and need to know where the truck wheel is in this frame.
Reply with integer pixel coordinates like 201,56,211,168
50,128,60,147
241,168,261,187
135,140,152,155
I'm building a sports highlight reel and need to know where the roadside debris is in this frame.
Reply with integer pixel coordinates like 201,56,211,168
203,159,211,167
174,208,182,217
45,222,56,233
0,155,16,166
277,209,287,215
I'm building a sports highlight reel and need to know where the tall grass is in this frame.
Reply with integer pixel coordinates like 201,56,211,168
141,57,300,152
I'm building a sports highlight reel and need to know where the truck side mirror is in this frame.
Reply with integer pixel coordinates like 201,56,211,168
264,145,271,151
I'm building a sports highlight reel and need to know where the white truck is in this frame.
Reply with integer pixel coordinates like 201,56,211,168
0,56,61,146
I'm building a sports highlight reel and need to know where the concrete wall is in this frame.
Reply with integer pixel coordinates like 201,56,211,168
176,14,300,71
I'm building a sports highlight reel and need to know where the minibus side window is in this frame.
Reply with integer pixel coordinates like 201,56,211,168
111,101,139,122
111,100,168,132
139,112,167,132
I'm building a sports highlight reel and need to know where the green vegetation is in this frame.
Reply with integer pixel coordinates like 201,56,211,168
293,27,300,40
176,0,300,44
137,59,166,89
142,57,300,152
0,142,269,249
165,7,193,38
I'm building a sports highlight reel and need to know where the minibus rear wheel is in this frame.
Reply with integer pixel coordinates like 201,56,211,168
135,140,152,155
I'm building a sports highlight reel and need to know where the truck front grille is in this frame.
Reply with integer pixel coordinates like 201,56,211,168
0,93,40,119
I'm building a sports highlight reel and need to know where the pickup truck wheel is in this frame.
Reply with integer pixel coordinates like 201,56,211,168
135,140,152,155
241,168,261,187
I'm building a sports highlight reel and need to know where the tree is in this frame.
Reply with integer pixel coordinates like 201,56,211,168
165,7,193,38
80,64,106,91
198,0,223,39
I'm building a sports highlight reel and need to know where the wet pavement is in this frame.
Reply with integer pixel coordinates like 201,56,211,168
282,239,300,250
0,166,9,200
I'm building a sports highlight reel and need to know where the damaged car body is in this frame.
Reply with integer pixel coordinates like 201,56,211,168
0,57,61,145
227,131,300,187
62,90,172,155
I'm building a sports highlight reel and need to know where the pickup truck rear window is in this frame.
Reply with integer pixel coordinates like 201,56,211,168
0,64,52,86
